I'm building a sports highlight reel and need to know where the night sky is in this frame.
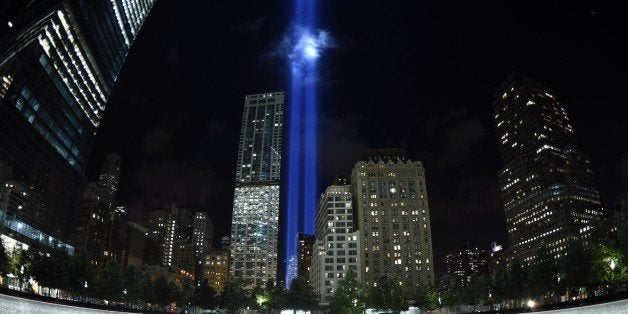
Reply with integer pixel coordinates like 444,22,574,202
85,1,628,276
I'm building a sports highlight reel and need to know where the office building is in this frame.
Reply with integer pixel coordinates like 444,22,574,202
0,0,155,252
230,92,284,289
193,211,213,283
146,204,195,274
445,243,489,287
97,153,121,209
204,250,230,292
297,233,315,278
310,183,360,305
492,73,604,263
352,149,435,297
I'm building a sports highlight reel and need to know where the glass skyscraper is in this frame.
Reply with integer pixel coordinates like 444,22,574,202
0,0,155,252
230,92,284,289
492,73,604,263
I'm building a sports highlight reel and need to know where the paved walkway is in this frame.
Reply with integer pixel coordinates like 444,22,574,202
532,298,628,313
0,293,137,314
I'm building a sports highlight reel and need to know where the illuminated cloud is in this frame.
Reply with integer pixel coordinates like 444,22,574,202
274,24,335,83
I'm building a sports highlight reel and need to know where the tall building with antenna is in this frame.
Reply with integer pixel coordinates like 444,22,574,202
230,92,284,289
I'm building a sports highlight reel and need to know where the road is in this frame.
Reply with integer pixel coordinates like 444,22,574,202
0,293,138,314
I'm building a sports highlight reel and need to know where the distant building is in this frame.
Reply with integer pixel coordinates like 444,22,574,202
193,212,213,283
230,92,284,289
310,183,360,305
146,204,196,275
0,0,155,252
221,236,230,251
73,155,125,266
204,250,229,292
445,243,490,287
124,221,148,269
492,73,605,263
352,149,435,297
297,233,315,278
97,154,121,209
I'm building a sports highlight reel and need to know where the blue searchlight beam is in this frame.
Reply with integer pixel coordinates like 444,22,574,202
285,0,331,288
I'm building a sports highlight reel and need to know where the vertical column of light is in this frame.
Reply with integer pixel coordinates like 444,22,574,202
285,0,307,288
303,0,317,236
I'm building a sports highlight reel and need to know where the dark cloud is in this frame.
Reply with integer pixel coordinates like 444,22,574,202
234,16,267,33
131,161,216,213
142,128,174,156
318,113,366,183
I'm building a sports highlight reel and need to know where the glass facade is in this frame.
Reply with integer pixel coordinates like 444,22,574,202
0,0,156,251
492,73,604,263
230,92,284,289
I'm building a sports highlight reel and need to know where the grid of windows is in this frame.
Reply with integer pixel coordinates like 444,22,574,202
352,153,434,297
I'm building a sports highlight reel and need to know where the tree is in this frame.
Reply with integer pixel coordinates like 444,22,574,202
504,259,528,302
528,247,559,301
286,275,318,311
438,275,462,308
220,279,248,313
190,279,218,310
558,242,593,297
591,243,627,284
330,268,366,314
266,280,287,310
0,239,9,277
414,282,438,312
94,262,125,301
616,202,628,265
154,275,172,305
366,276,408,313
66,253,97,295
122,266,144,303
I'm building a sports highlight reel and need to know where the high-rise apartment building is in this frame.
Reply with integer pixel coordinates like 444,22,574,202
230,92,284,289
492,73,604,263
445,243,490,287
310,183,360,305
352,149,435,297
98,153,121,209
0,0,155,252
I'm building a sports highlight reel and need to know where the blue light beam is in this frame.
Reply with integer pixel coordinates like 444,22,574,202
284,0,332,288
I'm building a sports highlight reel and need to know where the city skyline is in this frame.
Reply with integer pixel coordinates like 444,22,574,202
0,1,627,311
81,1,626,277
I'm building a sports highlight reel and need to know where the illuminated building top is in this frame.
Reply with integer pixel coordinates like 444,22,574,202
235,92,284,184
492,73,604,263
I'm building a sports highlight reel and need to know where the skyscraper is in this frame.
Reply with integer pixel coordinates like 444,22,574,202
98,153,121,209
193,211,213,283
352,149,435,297
0,0,155,252
445,243,489,287
310,183,360,305
146,204,195,274
230,92,284,289
492,73,604,263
